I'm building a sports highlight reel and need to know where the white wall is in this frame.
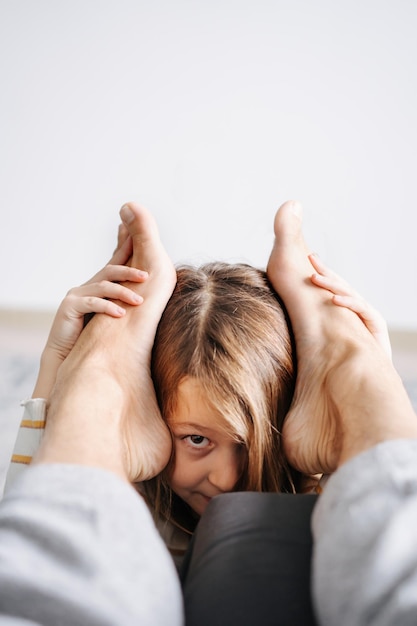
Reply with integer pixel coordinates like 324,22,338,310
1,0,416,329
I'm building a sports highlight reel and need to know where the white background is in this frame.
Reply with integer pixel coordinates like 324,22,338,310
1,0,416,329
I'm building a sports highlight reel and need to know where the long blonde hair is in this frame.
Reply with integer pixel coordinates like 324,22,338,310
143,262,297,528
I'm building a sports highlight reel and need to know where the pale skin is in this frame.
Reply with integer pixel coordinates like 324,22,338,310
266,200,417,476
33,225,149,399
32,200,396,512
167,378,245,516
308,252,392,360
34,202,177,482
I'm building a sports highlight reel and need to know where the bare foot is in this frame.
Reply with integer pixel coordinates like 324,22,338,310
267,201,417,475
36,203,176,482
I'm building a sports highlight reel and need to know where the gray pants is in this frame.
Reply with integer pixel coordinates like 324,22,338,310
182,492,318,626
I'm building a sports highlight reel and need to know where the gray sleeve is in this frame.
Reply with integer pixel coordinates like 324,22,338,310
312,439,417,626
0,464,183,626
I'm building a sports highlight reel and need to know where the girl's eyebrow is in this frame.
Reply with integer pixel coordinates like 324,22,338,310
167,421,214,434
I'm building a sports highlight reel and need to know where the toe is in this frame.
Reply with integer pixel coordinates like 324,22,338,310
119,202,165,275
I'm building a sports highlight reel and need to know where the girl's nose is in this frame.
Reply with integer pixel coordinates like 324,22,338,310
208,447,240,493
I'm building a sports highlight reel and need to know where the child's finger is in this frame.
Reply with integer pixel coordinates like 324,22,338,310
310,271,353,297
309,253,350,284
332,294,387,331
83,265,148,287
309,254,357,298
308,253,339,278
332,295,392,358
331,294,376,322
68,282,145,307
66,296,128,319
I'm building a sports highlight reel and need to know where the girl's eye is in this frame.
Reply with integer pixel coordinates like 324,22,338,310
184,435,210,449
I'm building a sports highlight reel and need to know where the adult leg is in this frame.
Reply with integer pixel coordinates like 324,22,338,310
1,203,184,625
267,200,417,476
35,202,177,482
267,201,417,626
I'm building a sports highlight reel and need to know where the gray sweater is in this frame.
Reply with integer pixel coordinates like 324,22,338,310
0,464,184,625
2,440,417,625
313,439,417,625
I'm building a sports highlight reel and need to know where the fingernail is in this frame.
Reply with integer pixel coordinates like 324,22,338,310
290,201,303,218
132,293,143,303
120,204,134,224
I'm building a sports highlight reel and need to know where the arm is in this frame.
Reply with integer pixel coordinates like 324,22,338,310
33,226,148,399
0,203,182,625
267,200,417,624
0,465,182,626
5,228,147,490
313,440,417,625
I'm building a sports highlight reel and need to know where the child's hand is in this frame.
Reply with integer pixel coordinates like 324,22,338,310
32,225,148,398
309,253,392,359
46,265,147,361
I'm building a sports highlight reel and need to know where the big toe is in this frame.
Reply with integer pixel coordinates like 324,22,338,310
119,202,165,273
267,200,313,287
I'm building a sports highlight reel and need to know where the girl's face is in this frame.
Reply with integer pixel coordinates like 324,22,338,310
167,377,245,516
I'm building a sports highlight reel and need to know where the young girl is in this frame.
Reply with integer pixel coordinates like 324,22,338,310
6,221,391,566
143,261,297,562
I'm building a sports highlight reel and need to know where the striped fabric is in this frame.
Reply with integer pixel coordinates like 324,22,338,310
5,398,47,492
